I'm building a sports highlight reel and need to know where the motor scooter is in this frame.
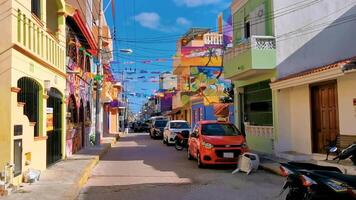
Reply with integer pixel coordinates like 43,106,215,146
174,130,190,151
333,144,356,165
279,162,356,200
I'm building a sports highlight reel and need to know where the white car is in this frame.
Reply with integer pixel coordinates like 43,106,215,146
163,120,191,145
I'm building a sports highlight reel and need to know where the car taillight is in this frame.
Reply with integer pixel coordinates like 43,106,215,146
279,166,293,177
300,175,317,187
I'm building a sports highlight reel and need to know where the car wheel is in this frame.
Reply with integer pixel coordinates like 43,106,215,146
163,137,167,144
197,152,205,168
187,148,193,160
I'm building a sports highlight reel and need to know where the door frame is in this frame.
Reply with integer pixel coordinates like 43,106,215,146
309,80,339,153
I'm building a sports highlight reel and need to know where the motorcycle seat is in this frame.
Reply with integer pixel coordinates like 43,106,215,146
288,162,342,173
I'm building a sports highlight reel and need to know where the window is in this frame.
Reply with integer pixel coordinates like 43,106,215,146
170,122,190,129
201,123,241,136
154,120,168,128
243,80,273,126
244,20,250,39
31,0,41,18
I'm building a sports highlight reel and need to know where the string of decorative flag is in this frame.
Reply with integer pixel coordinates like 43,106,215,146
111,58,173,65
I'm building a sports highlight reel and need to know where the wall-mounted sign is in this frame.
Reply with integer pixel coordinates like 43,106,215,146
46,107,54,132
14,125,23,136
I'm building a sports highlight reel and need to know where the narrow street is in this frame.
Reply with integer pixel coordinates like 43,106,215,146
78,133,285,200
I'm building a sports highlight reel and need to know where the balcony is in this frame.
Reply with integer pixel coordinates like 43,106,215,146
223,36,276,81
15,8,65,74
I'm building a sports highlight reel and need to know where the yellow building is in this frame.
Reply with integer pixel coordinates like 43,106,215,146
0,0,66,184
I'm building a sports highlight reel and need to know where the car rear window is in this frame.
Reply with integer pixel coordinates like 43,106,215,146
170,122,190,129
201,123,241,136
154,120,168,127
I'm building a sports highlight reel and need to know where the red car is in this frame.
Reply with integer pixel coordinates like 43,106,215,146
187,120,248,168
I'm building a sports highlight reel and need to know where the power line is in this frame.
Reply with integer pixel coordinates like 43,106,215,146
115,0,324,42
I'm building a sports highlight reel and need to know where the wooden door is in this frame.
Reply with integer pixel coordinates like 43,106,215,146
311,81,339,153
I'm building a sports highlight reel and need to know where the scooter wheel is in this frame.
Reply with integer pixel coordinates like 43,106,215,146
175,142,183,151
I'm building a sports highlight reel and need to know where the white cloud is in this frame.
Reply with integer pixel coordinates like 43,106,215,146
174,0,223,7
176,17,192,26
134,12,161,29
134,12,192,32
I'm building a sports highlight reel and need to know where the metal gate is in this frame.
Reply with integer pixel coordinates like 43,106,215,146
46,88,63,166
17,77,40,137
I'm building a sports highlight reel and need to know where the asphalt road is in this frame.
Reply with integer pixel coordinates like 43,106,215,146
77,133,286,200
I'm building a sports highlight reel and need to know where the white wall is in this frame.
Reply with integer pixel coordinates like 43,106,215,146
338,72,356,136
275,89,292,153
275,85,312,154
274,0,356,78
290,85,312,154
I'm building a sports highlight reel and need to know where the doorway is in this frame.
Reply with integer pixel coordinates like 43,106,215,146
13,139,22,177
46,88,63,166
311,81,339,153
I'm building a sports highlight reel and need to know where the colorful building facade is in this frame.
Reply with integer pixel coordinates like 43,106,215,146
64,2,97,156
171,28,233,125
224,0,276,154
0,0,67,184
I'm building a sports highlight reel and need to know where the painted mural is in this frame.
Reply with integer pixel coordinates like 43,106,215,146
181,66,231,105
178,45,223,67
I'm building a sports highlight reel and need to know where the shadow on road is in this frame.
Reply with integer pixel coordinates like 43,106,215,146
78,133,285,200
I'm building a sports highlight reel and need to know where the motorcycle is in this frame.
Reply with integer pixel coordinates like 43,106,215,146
279,162,356,200
174,130,190,151
333,144,356,165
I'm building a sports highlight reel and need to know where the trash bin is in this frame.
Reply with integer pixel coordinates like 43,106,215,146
232,152,260,175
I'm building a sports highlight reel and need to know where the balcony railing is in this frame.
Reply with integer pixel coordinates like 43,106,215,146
244,122,274,138
16,9,65,73
224,36,276,62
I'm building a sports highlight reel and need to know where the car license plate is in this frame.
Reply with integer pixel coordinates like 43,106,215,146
223,152,234,158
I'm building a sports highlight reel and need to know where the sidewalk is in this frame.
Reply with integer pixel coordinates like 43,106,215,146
2,143,113,200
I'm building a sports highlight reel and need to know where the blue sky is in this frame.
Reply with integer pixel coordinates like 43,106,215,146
104,0,230,113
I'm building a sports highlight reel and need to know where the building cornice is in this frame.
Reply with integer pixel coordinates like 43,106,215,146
270,66,343,90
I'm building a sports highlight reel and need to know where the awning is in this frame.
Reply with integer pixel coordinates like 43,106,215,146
166,108,182,115
72,11,98,54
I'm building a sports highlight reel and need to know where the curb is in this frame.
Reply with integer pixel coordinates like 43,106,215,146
259,163,283,176
73,143,112,199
